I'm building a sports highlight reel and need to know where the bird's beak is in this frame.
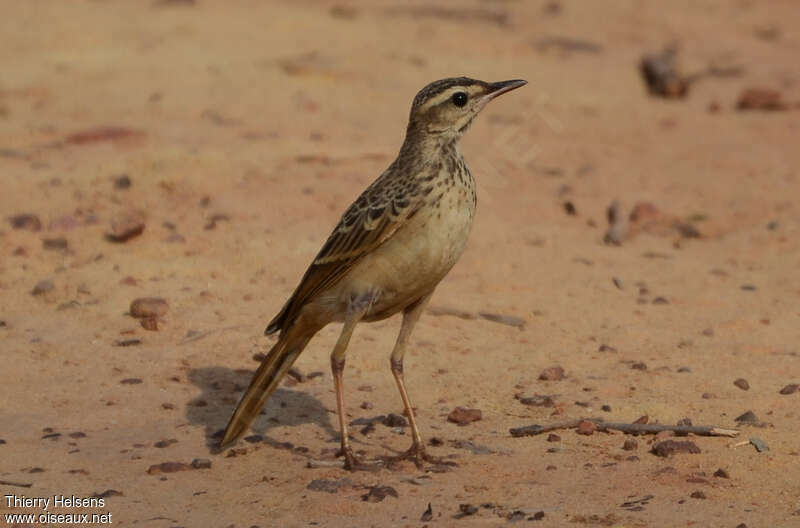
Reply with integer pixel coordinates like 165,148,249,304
476,79,527,110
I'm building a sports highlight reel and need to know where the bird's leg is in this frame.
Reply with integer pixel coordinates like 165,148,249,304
325,292,383,471
385,294,455,469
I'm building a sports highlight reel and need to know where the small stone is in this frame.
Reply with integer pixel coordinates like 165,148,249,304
737,87,787,111
161,403,175,410
146,462,190,474
779,383,798,395
576,420,596,435
740,284,757,291
306,478,353,494
652,296,669,305
92,489,123,498
631,362,647,371
361,486,398,503
130,297,168,319
447,407,482,426
651,440,701,457
749,437,769,452
601,404,612,412
113,339,142,347
359,401,373,410
31,280,55,296
546,433,560,442
713,468,730,479
623,439,638,451
8,213,42,231
598,344,617,352
382,413,407,427
539,366,565,381
113,174,132,189
421,503,433,522
690,491,706,499
106,210,146,242
634,415,649,424
68,432,86,439
42,237,68,251
458,503,478,516
244,434,264,444
191,458,212,469
120,378,143,385
735,410,758,424
154,439,177,448
733,378,749,390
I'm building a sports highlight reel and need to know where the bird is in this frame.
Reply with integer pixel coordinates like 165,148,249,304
221,77,527,470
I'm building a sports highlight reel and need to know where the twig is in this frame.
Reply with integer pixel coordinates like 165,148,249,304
510,418,739,438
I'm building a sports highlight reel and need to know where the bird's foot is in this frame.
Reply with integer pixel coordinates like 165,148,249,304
383,442,457,470
307,447,383,471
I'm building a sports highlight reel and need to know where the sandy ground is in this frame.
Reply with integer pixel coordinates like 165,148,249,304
2,1,800,526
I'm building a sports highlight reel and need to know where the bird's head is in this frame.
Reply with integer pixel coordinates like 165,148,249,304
406,77,527,143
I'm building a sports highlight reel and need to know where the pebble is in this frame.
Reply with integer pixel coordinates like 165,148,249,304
630,362,647,371
733,378,750,390
651,440,701,457
458,504,478,516
307,478,353,494
546,433,560,442
737,87,787,111
8,213,42,231
154,439,178,448
382,413,407,427
361,486,398,503
42,237,68,251
420,503,433,522
106,211,146,242
689,490,706,499
191,458,212,469
713,468,730,479
576,420,596,435
146,462,190,474
447,407,482,426
120,378,143,385
779,383,798,395
478,312,525,328
92,489,123,498
113,339,142,347
130,297,168,318
539,366,565,381
113,175,132,189
622,439,638,451
31,280,55,296
735,410,758,424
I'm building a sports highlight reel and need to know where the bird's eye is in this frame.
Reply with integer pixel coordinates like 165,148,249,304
451,92,468,107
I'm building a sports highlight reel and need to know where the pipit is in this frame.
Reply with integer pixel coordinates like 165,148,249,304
221,77,527,469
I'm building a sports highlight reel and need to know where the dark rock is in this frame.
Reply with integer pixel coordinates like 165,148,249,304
690,490,706,499
42,237,68,251
622,439,638,451
147,462,190,474
191,458,212,469
713,468,730,479
361,486,398,502
306,478,353,494
154,439,177,448
113,175,132,189
383,413,407,427
8,213,42,231
576,420,596,435
735,410,758,424
458,503,478,516
779,383,798,395
421,503,433,522
120,378,143,385
651,440,701,457
92,489,123,498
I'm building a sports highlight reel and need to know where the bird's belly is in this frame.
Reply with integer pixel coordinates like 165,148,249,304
345,193,475,318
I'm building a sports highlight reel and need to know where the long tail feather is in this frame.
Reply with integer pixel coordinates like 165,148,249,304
220,334,307,447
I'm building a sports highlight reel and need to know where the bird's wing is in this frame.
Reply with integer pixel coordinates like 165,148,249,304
265,174,427,334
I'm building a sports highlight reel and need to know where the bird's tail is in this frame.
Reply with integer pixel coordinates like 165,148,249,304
220,333,309,447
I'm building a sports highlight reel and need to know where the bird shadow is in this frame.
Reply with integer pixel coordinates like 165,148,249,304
185,366,338,454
